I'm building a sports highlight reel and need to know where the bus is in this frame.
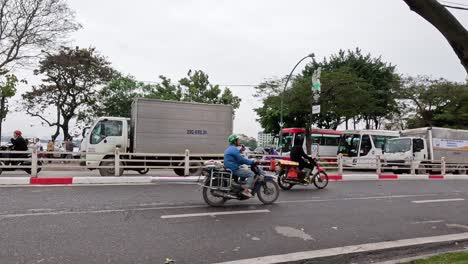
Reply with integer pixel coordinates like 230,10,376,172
276,128,342,157
337,130,399,169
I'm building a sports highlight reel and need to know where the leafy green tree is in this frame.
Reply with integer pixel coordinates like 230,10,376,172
98,70,242,118
303,48,399,129
399,76,468,129
255,49,399,153
96,75,146,118
22,46,114,140
0,73,20,136
178,70,241,110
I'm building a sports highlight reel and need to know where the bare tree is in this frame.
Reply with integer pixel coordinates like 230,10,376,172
403,0,468,74
0,0,80,71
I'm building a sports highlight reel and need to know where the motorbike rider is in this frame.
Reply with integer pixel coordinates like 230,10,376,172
290,134,316,181
10,130,28,164
224,134,259,198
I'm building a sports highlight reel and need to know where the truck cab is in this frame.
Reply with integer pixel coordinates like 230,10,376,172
382,137,428,168
81,117,130,168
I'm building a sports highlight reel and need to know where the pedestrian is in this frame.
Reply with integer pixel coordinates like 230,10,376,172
47,139,54,163
65,138,74,162
34,138,43,151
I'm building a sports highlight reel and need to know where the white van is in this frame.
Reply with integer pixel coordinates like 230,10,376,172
337,130,399,169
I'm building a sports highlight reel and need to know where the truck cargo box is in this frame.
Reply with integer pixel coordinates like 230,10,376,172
401,127,468,163
131,98,233,154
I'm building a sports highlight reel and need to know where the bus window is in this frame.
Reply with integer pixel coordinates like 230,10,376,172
323,136,340,146
360,135,372,156
311,136,321,145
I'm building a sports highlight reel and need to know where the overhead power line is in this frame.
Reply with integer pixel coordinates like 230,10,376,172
440,0,468,7
442,4,468,10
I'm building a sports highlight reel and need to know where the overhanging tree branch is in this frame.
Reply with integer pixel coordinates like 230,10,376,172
404,0,468,73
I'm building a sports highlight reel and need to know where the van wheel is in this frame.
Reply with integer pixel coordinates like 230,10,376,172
99,159,124,176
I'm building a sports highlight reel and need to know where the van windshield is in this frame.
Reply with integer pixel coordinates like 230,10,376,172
385,138,411,153
337,134,360,157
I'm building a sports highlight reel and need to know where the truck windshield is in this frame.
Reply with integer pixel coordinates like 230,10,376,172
385,138,411,153
337,134,360,157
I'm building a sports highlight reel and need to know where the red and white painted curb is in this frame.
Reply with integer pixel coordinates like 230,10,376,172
0,176,201,185
0,174,467,185
326,173,468,181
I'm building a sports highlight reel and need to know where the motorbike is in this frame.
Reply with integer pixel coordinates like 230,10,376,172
0,145,42,175
200,161,280,207
273,159,329,190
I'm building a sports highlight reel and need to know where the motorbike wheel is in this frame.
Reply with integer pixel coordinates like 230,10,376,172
202,187,227,207
313,171,329,189
277,171,294,190
257,180,280,205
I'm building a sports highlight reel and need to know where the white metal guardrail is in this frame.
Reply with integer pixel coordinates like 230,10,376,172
0,147,467,177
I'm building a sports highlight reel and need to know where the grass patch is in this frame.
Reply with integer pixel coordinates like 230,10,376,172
400,251,468,264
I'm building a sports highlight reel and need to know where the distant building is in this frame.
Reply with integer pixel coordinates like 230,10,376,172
257,132,274,147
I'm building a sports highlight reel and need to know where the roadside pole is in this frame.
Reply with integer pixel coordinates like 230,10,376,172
310,67,321,155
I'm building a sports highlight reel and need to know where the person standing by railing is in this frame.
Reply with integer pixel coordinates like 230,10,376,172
46,139,54,163
10,130,28,165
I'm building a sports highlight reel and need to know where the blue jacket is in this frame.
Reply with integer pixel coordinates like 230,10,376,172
224,144,253,172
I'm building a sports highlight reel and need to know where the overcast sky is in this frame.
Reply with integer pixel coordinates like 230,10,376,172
5,0,468,139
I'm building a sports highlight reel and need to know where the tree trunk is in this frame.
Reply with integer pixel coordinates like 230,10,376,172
345,118,349,130
61,118,72,140
353,117,356,130
404,0,468,74
305,127,312,155
0,96,5,138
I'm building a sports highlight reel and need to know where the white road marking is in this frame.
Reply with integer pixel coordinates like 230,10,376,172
277,194,437,204
446,223,468,230
411,220,445,224
160,209,270,219
0,205,209,219
215,232,468,264
0,194,454,220
411,198,465,204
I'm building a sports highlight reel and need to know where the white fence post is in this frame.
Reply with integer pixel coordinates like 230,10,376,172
337,154,343,174
31,146,38,177
184,149,190,176
114,147,120,177
441,156,446,175
410,158,416,175
376,155,382,174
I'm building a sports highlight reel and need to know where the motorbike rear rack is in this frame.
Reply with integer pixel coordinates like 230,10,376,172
200,167,233,191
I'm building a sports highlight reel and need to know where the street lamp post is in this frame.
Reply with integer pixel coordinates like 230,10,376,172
278,53,315,151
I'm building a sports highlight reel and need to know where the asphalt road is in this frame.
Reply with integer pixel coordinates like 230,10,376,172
1,181,468,264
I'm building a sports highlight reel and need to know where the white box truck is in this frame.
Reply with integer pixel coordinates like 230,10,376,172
382,127,468,174
81,98,233,176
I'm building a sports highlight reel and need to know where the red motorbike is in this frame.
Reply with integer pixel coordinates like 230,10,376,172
271,159,329,190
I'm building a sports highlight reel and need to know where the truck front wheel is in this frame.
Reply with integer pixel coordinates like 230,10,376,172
99,159,124,176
